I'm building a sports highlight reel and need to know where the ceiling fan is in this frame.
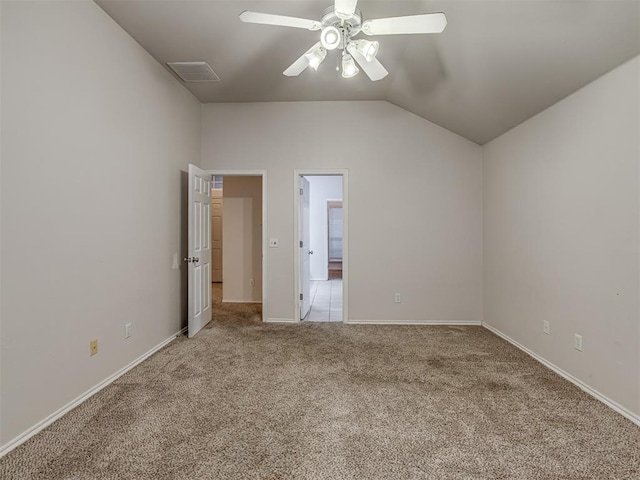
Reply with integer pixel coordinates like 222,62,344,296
239,0,447,81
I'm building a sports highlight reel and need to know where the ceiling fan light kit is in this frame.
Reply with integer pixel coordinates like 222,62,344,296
239,1,447,81
352,39,379,62
341,54,359,78
320,25,341,50
305,44,328,70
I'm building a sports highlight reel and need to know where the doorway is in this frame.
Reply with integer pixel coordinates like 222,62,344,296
202,171,266,331
295,171,348,323
211,175,264,307
187,168,267,337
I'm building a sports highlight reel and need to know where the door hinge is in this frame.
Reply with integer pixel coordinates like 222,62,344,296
299,188,304,195
300,293,303,300
299,240,303,248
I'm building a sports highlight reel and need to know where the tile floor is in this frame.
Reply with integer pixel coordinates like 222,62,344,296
306,279,343,322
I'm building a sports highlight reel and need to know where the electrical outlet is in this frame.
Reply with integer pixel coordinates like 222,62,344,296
543,320,550,335
394,293,401,303
90,339,98,356
125,323,132,339
574,334,583,351
250,278,255,287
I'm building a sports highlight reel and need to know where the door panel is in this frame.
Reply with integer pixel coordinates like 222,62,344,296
188,164,212,338
211,189,223,282
212,249,222,270
211,217,222,248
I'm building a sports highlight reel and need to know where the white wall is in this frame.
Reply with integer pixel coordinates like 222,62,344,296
202,101,483,323
483,56,640,417
0,0,201,446
307,176,343,281
222,176,263,302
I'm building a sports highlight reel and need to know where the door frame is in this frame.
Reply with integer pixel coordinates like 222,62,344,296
293,169,349,323
206,169,267,322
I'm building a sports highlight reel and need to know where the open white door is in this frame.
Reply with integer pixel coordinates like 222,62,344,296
188,164,212,337
299,176,311,320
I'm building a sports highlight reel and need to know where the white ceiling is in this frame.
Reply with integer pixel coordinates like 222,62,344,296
95,0,639,144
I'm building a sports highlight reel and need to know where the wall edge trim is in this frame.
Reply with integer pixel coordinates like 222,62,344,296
345,320,482,326
0,327,186,458
482,322,640,427
222,300,262,304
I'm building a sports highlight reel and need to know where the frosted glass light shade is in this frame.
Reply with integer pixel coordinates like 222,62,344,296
352,39,379,62
341,54,359,78
305,45,328,70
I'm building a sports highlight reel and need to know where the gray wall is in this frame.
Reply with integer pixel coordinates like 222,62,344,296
201,101,483,323
483,56,640,416
0,1,201,445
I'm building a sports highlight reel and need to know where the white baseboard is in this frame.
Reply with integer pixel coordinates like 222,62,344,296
7,320,635,460
482,322,640,427
222,299,262,304
0,327,186,459
345,319,482,326
265,318,296,323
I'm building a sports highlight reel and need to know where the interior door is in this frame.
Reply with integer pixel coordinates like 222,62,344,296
299,176,311,320
188,164,212,338
211,188,223,282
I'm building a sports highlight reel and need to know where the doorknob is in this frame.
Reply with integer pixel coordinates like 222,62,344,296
184,257,192,263
184,257,200,263
193,257,200,263
309,250,314,255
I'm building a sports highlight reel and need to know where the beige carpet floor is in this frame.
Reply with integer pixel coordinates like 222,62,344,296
1,291,639,479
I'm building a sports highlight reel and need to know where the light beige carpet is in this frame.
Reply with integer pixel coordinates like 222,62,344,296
1,294,639,479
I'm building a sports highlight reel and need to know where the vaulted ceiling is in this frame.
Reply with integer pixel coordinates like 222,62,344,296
96,0,639,144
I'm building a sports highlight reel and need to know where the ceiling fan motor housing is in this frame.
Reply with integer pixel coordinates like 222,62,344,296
321,5,362,49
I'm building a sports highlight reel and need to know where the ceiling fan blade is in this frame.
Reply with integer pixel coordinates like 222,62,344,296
362,12,447,36
348,47,388,81
335,0,358,18
239,11,321,31
283,42,322,76
283,55,309,77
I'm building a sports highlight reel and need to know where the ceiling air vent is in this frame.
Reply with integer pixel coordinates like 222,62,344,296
167,62,220,83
